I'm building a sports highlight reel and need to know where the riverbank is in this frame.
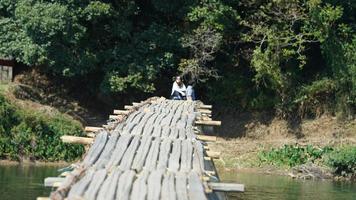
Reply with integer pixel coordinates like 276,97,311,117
210,114,356,181
0,83,85,162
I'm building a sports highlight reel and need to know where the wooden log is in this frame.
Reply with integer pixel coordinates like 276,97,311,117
198,104,212,109
113,109,130,115
60,135,93,145
84,126,103,132
198,109,212,114
206,151,221,159
205,170,216,176
196,135,217,142
59,171,70,177
86,132,96,138
132,102,140,106
109,114,120,120
37,197,50,200
44,177,65,187
195,120,221,126
124,105,134,110
208,182,244,192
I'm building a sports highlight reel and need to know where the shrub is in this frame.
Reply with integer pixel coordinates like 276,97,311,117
0,94,85,161
326,146,356,176
259,144,333,167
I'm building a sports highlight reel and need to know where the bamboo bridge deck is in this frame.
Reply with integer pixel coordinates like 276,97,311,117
39,97,244,200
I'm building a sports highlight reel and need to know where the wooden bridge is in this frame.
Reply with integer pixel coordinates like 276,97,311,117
39,97,244,200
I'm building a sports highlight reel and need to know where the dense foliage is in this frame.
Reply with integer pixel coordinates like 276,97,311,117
259,144,333,167
259,144,356,177
326,146,356,176
0,94,84,161
0,0,355,118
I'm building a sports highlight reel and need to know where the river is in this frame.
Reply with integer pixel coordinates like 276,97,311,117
219,170,356,200
0,165,355,200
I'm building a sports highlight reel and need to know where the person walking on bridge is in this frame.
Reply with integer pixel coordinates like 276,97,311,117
170,76,186,100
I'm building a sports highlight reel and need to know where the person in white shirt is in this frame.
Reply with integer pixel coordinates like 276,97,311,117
170,76,186,100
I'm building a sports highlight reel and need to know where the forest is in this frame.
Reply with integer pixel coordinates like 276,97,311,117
0,0,355,119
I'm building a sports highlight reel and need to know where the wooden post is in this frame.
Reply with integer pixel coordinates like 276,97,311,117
195,120,221,126
208,182,244,192
60,135,93,145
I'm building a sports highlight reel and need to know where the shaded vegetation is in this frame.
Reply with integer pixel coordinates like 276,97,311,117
0,94,85,161
0,0,354,119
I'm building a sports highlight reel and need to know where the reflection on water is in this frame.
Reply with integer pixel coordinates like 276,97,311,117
0,165,59,200
0,165,355,200
219,170,356,200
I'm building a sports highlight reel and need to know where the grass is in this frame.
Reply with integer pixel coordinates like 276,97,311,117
0,83,9,93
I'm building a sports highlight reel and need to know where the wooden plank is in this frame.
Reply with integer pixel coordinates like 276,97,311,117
131,171,149,200
208,182,245,192
67,169,95,199
157,139,171,170
83,169,107,200
132,135,152,171
83,131,109,167
180,140,193,172
60,135,93,145
97,169,122,200
168,139,181,172
116,170,135,200
85,126,104,132
119,135,140,170
188,172,207,200
147,170,164,200
175,172,188,200
195,120,221,126
145,138,161,170
169,128,179,139
161,173,176,200
94,134,119,168
192,141,205,173
105,134,131,169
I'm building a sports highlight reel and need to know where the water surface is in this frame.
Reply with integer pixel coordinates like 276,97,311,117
220,170,356,200
0,165,355,200
0,165,59,200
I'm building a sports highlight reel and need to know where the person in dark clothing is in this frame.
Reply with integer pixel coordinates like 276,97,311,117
186,79,196,101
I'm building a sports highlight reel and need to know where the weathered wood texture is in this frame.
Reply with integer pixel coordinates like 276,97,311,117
49,98,229,200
